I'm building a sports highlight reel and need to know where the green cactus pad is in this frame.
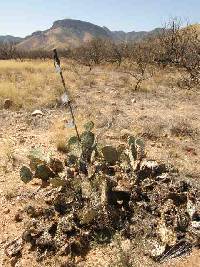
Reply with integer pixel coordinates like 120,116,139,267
20,166,33,184
101,146,118,165
84,121,94,131
35,164,55,181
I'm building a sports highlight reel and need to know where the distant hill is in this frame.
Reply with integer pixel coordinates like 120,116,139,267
2,19,198,51
16,19,163,50
0,35,23,44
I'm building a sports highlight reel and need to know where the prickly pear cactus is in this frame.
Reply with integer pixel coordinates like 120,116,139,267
67,136,82,159
81,131,95,149
20,166,33,184
101,145,118,165
80,121,95,163
84,121,94,132
127,135,145,171
35,164,55,181
135,138,145,160
28,148,46,170
128,136,137,161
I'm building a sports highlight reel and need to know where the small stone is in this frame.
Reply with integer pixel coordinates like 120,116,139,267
10,257,18,267
131,98,136,104
14,211,23,222
5,238,23,258
4,99,13,109
138,160,166,180
31,110,44,116
151,241,166,257
57,215,74,233
4,208,10,214
36,231,55,248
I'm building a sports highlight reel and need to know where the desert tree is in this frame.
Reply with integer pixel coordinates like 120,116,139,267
155,18,200,88
0,41,17,59
121,40,157,91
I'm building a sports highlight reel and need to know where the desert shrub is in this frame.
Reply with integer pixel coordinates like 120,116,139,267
154,19,200,88
120,40,157,91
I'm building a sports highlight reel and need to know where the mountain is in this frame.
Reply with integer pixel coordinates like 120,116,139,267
17,19,111,50
16,19,163,51
0,35,23,44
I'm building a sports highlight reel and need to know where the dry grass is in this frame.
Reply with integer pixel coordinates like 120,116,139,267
0,60,87,109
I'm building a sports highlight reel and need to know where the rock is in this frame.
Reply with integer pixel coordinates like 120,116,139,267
102,146,119,165
5,238,23,258
158,222,177,246
138,160,166,180
95,118,109,128
3,99,13,109
14,211,23,222
36,231,55,249
151,241,166,257
57,215,74,233
20,166,33,184
131,98,136,104
31,110,44,116
4,208,10,214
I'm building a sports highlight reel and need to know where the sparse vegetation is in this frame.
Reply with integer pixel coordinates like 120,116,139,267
0,19,200,267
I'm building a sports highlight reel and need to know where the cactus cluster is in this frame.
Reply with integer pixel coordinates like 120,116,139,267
12,123,200,265
20,148,64,186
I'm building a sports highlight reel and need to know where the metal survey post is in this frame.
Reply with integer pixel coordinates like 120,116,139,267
53,49,81,142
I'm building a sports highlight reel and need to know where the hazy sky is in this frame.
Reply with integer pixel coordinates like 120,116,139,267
0,0,199,37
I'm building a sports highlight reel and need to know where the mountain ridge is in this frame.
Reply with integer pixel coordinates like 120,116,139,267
0,19,171,50
0,35,23,44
